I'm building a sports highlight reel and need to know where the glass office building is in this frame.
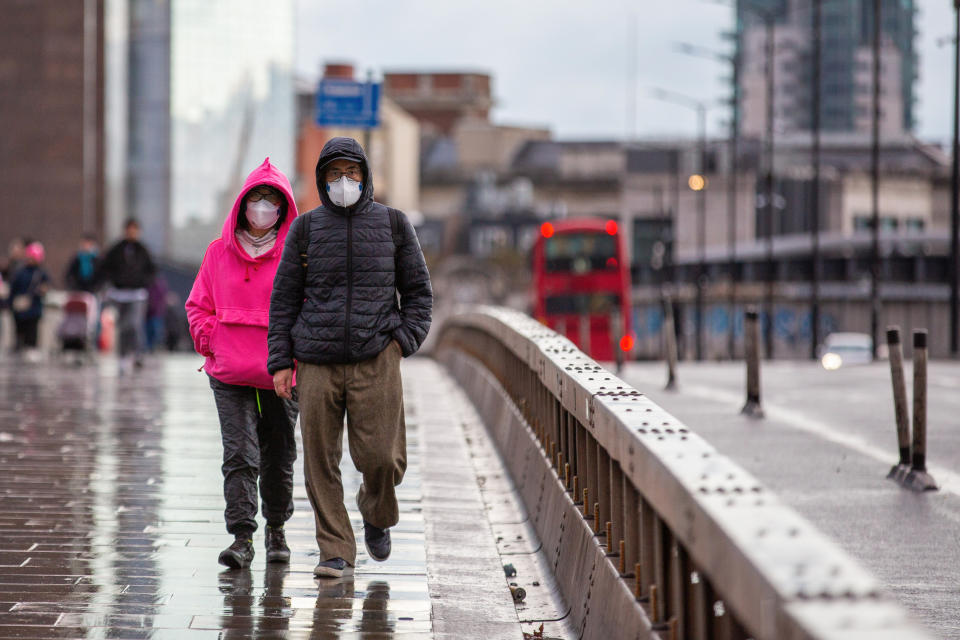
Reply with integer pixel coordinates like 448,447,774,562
169,0,295,263
105,0,295,264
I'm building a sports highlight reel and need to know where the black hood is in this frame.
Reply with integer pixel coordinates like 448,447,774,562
314,137,374,215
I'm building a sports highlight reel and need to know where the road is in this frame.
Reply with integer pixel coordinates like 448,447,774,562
619,360,960,639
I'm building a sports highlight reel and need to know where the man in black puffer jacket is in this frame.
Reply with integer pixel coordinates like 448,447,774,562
267,137,432,578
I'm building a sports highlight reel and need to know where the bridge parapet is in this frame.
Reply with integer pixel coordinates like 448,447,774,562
437,306,933,640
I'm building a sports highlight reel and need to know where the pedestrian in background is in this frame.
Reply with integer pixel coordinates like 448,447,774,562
1,237,27,284
98,219,154,373
9,241,50,357
186,158,300,570
268,137,432,578
65,234,99,293
145,274,169,352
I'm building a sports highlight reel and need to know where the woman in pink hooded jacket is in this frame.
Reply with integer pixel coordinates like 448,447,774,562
186,158,299,570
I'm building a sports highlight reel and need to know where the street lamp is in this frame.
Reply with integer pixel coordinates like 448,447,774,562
869,0,882,361
761,9,776,360
647,88,708,361
952,0,960,357
810,0,822,361
710,0,778,358
674,40,740,360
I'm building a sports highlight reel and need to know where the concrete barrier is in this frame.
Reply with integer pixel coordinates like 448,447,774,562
437,305,935,640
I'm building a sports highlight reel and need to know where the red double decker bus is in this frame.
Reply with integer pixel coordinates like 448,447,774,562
532,218,633,362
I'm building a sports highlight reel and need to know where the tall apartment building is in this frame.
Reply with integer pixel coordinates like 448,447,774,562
0,2,105,280
737,0,916,138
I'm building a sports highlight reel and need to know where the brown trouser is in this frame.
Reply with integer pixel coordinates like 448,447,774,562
296,341,406,565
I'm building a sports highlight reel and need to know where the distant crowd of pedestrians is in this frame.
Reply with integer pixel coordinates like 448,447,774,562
0,219,179,368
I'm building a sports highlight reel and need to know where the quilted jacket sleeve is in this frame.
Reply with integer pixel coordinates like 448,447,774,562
391,211,433,357
267,214,306,374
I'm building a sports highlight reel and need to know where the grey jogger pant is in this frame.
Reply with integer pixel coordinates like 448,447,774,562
296,340,406,565
115,299,147,358
209,376,299,537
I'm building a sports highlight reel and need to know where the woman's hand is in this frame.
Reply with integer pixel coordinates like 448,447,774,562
273,368,293,399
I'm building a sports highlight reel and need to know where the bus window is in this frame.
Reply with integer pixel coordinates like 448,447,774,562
545,293,620,315
545,233,618,273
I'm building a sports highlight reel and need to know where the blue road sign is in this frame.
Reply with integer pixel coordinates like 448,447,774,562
315,79,381,128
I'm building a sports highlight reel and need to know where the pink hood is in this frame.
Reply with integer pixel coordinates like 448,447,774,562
185,158,299,389
223,157,297,262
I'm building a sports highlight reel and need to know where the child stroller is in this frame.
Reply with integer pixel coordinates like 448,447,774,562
57,291,98,360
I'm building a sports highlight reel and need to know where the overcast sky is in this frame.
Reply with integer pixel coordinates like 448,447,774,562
295,0,955,145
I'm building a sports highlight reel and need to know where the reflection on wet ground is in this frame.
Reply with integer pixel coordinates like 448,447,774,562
0,354,508,639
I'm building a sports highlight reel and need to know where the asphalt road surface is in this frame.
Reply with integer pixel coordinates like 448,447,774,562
619,359,960,639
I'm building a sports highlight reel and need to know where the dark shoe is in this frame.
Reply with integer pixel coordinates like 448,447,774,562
265,525,290,563
218,536,254,569
314,557,352,578
363,521,391,562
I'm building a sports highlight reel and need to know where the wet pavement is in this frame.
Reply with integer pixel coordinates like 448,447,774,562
0,354,529,639
620,360,960,639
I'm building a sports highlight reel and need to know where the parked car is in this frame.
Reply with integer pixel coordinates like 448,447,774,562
818,332,885,370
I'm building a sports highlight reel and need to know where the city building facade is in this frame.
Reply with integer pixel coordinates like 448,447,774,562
1,0,296,282
382,71,493,138
0,1,106,281
737,0,917,138
295,63,421,220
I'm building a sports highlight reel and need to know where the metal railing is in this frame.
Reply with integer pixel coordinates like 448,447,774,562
436,306,933,640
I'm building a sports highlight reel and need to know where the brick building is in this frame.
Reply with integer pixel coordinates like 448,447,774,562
0,2,105,282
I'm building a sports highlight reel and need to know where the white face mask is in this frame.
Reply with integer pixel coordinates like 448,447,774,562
246,200,281,230
326,176,362,208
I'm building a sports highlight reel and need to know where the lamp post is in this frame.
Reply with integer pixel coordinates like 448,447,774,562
951,0,960,357
810,0,822,360
674,41,740,360
870,0,882,361
648,88,709,360
762,9,776,359
705,0,783,358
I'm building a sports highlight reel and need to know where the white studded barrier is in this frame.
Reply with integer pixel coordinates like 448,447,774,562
437,305,935,640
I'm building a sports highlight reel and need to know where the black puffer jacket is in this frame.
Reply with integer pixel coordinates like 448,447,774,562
267,137,432,371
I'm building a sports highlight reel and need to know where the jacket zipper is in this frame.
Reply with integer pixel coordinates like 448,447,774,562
344,215,353,361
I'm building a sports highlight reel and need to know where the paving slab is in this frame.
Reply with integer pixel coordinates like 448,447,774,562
0,354,535,639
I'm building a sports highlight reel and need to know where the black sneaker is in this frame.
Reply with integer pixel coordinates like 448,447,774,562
363,521,391,562
218,536,254,569
314,557,352,578
265,525,290,563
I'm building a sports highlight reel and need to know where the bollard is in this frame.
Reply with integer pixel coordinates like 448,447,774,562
885,327,911,482
663,298,678,390
579,312,591,358
649,584,659,623
904,330,938,492
740,308,764,418
612,309,624,374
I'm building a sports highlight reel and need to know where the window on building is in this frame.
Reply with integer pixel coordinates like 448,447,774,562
905,218,925,232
